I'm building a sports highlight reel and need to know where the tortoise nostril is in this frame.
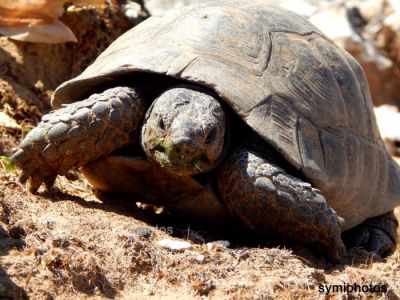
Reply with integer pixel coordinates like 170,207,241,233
205,127,217,144
158,118,165,131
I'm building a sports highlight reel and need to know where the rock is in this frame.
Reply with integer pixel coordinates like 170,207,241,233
186,250,206,263
194,253,205,263
41,220,55,229
0,112,21,131
157,239,192,251
206,240,230,251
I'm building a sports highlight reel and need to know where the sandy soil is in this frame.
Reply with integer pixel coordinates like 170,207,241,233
0,4,399,300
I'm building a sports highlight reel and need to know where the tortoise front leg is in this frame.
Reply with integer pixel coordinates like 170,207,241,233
12,87,146,193
343,211,398,257
217,148,346,262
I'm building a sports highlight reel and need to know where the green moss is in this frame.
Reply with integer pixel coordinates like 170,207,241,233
0,156,16,172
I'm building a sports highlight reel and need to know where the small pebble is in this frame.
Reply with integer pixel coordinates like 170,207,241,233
157,239,192,251
194,253,205,263
186,251,206,263
206,240,230,251
36,247,48,255
42,220,55,228
0,111,21,131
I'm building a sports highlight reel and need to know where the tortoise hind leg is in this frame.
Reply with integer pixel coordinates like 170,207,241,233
12,87,146,193
343,211,398,257
216,148,346,262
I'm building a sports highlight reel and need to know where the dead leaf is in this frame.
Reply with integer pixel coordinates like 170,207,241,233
0,0,66,26
0,111,21,131
0,19,78,43
0,0,106,43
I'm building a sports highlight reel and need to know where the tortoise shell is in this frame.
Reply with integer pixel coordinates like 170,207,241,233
51,0,400,230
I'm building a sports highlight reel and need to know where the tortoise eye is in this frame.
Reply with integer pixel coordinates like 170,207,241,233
205,127,217,144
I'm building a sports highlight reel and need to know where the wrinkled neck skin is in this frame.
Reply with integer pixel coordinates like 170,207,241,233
141,85,228,176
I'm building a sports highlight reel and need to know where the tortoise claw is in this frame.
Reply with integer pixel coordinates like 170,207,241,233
28,169,58,193
368,229,394,255
18,172,30,184
12,143,57,192
352,228,396,257
29,175,44,194
328,239,346,263
351,228,395,257
44,175,57,190
343,211,398,257
18,165,38,184
11,148,28,165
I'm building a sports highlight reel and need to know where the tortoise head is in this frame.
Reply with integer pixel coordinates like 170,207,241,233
141,85,227,176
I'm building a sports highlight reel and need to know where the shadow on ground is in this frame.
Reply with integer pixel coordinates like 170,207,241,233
39,186,392,272
0,224,28,299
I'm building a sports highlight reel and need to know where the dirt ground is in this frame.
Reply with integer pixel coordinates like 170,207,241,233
1,4,400,300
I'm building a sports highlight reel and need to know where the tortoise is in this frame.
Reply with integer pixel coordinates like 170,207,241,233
11,0,400,261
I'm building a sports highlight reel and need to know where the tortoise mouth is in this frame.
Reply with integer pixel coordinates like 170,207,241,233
109,142,212,175
152,148,212,176
105,142,213,185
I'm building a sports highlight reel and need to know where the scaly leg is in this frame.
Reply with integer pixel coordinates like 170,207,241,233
217,148,345,261
12,87,146,193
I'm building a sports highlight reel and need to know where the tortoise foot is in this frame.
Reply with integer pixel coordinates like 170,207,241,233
217,148,346,262
343,211,398,257
12,87,145,193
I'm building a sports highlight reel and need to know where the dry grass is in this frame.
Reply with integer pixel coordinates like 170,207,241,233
0,168,399,299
